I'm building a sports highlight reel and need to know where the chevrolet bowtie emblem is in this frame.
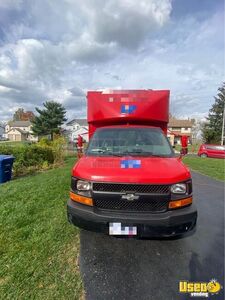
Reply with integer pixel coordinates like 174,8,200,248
121,194,139,201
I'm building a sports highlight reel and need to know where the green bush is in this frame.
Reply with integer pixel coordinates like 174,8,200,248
38,137,52,147
0,144,54,177
38,136,66,164
52,136,66,164
0,136,67,177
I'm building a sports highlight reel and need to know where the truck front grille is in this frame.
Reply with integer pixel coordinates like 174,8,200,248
92,182,170,213
94,197,169,212
92,183,170,194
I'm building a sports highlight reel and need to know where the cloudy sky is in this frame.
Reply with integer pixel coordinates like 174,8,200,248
0,0,224,122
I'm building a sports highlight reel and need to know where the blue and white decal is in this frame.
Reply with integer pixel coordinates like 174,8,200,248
121,104,137,114
120,159,141,169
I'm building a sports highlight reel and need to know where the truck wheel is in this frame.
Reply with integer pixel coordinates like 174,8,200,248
200,153,207,158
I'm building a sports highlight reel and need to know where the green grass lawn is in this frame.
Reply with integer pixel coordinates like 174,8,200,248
183,156,225,181
0,153,223,299
175,144,200,153
0,157,83,300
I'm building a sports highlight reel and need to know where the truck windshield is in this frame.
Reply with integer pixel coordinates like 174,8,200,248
86,127,174,157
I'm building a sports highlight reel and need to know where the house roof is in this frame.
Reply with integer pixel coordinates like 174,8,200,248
7,128,28,135
8,120,32,127
61,128,72,134
168,118,194,128
71,127,88,134
169,131,192,137
66,119,88,126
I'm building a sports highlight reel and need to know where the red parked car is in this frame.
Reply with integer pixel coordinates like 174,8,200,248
198,144,225,159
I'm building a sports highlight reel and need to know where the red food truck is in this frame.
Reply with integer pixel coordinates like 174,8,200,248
67,90,197,237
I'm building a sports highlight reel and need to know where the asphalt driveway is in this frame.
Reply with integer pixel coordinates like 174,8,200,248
79,172,224,300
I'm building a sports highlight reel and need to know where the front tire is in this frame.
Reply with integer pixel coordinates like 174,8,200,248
200,153,207,158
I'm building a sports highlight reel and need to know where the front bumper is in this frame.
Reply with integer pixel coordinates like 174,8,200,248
67,199,197,238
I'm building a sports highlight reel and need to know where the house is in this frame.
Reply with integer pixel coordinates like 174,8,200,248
63,117,194,146
63,119,89,142
5,121,38,142
7,128,28,141
0,124,4,138
167,117,195,145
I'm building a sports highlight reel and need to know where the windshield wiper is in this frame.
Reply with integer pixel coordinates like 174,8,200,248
146,153,172,157
89,149,123,156
123,150,153,156
104,152,124,157
89,149,171,157
120,151,170,157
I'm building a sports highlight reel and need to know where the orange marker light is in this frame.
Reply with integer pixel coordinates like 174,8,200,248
70,192,93,206
169,197,192,209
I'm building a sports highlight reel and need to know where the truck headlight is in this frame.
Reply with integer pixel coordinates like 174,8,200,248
171,183,187,194
77,180,91,191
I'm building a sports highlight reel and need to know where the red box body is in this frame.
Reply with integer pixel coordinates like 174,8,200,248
87,89,170,138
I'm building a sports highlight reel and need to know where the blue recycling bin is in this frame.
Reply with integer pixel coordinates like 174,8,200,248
0,155,15,184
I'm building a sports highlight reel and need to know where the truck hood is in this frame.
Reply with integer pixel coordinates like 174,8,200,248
72,156,191,184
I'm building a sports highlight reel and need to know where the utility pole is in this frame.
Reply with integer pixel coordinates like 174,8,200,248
221,102,225,145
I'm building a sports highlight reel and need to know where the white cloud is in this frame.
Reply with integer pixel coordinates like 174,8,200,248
0,0,223,123
83,0,172,48
0,0,23,9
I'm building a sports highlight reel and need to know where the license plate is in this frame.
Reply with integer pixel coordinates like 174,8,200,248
109,222,137,236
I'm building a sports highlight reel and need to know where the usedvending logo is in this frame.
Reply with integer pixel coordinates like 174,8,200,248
179,279,222,298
